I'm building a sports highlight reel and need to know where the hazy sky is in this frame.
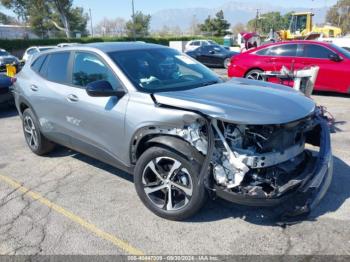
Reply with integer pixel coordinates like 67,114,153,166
1,0,338,25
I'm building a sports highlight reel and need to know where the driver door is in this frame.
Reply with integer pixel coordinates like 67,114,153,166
65,51,129,165
199,46,224,66
298,43,347,92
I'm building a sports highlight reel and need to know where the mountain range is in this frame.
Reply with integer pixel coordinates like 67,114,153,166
150,1,330,31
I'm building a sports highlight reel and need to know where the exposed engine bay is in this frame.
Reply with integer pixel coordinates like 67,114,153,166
172,112,321,199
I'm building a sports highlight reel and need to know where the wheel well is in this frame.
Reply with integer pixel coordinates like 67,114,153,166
135,134,157,161
134,135,203,164
19,102,29,114
244,68,264,78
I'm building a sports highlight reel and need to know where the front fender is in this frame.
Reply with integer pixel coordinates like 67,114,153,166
144,135,204,163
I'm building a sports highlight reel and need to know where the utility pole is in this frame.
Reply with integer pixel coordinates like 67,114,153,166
254,9,260,33
132,0,136,40
89,8,94,37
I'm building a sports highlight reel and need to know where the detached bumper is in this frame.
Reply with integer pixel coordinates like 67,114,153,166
214,117,333,218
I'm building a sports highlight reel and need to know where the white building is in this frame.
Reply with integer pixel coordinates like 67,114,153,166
0,24,39,39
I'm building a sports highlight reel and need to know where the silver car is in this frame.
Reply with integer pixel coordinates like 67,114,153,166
12,42,333,221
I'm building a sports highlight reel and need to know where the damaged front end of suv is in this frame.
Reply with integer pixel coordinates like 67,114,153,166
207,110,331,220
135,79,333,222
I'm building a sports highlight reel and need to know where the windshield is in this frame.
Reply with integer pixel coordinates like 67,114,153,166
0,50,10,56
109,48,221,93
330,44,350,59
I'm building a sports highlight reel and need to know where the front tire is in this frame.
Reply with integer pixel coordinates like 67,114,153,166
22,108,55,155
134,146,207,220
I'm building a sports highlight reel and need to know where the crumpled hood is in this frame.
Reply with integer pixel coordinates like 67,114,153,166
153,78,316,125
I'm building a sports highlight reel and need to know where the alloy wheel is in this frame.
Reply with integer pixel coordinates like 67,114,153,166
23,115,39,149
246,71,264,81
142,157,193,211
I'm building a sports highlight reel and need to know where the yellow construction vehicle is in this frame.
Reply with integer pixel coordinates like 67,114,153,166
279,12,342,40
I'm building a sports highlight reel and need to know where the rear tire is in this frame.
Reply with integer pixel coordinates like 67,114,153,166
134,146,207,221
245,69,264,81
22,108,55,155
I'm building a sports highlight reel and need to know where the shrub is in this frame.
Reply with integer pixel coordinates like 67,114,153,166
0,36,225,54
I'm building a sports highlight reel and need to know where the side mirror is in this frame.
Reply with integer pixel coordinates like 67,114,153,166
209,50,215,54
86,80,125,98
329,53,342,62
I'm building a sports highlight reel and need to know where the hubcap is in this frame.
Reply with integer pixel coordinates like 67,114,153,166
142,157,193,211
247,71,263,81
23,116,39,149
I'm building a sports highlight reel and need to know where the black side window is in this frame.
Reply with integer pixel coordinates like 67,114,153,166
72,52,118,88
31,55,46,73
41,52,70,83
301,44,334,59
202,46,213,53
268,44,297,57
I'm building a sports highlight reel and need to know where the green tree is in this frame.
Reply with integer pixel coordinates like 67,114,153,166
0,0,88,38
126,11,151,37
1,0,29,21
326,0,350,34
0,11,19,24
199,10,230,36
212,10,230,36
247,11,292,34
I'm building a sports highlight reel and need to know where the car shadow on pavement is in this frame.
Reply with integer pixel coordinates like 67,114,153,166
189,155,350,227
47,146,134,183
0,105,18,118
313,91,350,98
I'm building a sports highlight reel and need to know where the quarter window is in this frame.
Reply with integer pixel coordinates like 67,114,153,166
40,52,70,83
72,52,118,88
301,44,334,59
31,55,47,73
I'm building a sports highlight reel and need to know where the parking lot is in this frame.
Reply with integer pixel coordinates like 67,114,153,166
0,69,349,256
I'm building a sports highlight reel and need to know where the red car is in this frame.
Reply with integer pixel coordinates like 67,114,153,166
228,40,350,94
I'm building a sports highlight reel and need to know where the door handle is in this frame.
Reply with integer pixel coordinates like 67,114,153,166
66,94,79,102
30,85,38,92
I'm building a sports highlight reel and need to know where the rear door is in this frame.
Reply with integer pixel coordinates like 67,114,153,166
27,51,73,147
64,51,129,165
298,43,346,92
263,43,299,72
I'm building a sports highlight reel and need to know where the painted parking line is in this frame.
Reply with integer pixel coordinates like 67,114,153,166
0,174,144,256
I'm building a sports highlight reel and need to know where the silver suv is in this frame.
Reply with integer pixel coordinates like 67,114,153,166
12,42,332,221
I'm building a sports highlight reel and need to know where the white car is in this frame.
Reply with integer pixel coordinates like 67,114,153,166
185,39,218,52
57,43,79,48
22,46,56,62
